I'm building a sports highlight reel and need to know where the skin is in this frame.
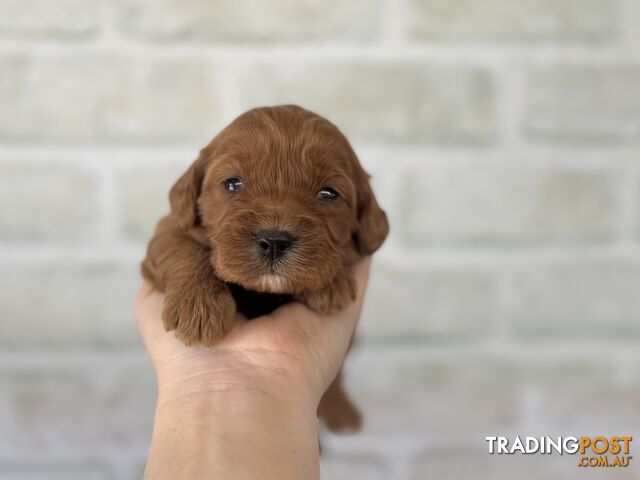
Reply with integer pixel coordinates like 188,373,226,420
134,257,372,480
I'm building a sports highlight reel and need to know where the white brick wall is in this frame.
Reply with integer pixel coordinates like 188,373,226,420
409,0,618,41
0,1,639,479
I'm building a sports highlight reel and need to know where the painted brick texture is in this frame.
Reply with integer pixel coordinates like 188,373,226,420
0,0,639,479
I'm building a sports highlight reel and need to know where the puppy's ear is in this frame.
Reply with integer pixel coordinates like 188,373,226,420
169,149,211,229
355,172,389,255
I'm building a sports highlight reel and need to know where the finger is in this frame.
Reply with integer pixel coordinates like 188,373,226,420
290,256,374,362
350,255,372,314
329,255,373,337
133,281,166,343
135,280,155,301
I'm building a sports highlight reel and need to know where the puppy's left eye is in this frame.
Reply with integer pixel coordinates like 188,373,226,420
318,187,339,201
223,177,244,192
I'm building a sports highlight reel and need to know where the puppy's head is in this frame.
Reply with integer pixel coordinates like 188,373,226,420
169,105,388,294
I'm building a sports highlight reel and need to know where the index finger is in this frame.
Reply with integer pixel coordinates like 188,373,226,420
351,255,372,311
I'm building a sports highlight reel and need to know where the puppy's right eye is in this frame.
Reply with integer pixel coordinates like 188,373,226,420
223,177,244,192
318,187,339,201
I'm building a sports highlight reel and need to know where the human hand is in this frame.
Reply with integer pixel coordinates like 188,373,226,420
135,257,371,479
134,256,372,408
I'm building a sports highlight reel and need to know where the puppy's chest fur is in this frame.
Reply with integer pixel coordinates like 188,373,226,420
226,282,293,319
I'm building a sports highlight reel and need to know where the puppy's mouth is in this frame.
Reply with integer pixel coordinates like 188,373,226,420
235,260,295,293
252,273,291,293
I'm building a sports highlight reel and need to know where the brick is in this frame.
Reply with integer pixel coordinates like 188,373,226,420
0,0,99,37
119,0,379,41
0,162,99,243
0,464,112,480
399,163,615,245
510,257,640,338
0,262,142,347
116,162,185,240
523,64,640,142
351,385,517,435
0,55,220,143
235,63,496,143
533,386,640,432
0,364,155,452
341,353,517,434
620,0,640,47
341,351,612,437
360,262,498,342
409,0,617,41
320,453,390,480
351,351,615,390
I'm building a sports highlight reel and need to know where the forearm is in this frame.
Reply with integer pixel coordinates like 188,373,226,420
144,381,320,480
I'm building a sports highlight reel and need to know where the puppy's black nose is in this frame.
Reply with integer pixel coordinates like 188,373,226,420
256,229,295,261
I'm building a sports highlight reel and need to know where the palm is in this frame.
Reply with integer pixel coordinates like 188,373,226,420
134,258,371,401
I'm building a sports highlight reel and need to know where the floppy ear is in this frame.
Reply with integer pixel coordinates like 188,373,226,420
354,172,389,255
168,149,211,230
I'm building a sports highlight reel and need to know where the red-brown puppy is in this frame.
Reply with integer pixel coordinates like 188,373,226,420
142,105,389,431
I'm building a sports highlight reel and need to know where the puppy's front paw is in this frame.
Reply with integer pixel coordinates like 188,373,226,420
163,280,236,346
300,271,356,315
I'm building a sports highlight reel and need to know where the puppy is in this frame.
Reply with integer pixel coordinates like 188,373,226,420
141,105,389,431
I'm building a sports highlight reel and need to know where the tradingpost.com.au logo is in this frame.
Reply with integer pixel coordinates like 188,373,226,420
486,436,633,468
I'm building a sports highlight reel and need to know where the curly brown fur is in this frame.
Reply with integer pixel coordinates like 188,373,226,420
142,105,389,431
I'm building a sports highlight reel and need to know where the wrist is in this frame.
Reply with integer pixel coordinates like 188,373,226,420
154,346,320,411
148,369,320,480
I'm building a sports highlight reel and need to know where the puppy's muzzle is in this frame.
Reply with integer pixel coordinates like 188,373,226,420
255,229,296,262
